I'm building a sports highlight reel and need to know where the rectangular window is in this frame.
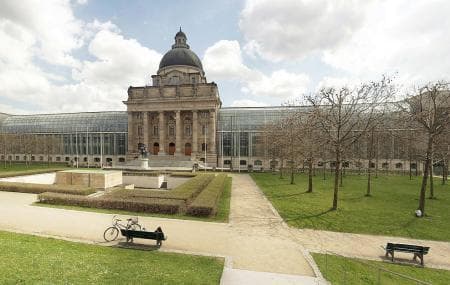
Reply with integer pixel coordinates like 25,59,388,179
153,125,159,136
185,125,191,136
169,125,175,136
202,125,208,135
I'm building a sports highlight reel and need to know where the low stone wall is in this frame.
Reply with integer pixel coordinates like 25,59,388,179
55,170,122,189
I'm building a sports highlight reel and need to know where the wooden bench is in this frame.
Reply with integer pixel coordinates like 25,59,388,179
120,227,167,247
385,243,430,266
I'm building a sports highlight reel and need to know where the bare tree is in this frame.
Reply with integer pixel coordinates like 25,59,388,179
308,77,393,210
399,82,450,216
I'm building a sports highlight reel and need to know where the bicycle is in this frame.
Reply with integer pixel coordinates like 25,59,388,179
103,215,142,242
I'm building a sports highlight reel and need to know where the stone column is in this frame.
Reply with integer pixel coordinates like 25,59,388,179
209,110,216,153
127,112,134,154
192,110,198,156
158,111,165,155
175,110,182,155
143,111,149,151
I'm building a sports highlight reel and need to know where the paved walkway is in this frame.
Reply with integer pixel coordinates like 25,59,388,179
0,174,320,284
294,229,450,270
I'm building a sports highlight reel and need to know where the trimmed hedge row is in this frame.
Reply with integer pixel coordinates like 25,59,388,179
170,172,197,178
0,182,95,196
111,174,214,202
0,168,65,178
37,192,185,214
187,174,227,217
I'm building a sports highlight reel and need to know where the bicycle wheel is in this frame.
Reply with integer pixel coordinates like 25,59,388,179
129,224,141,231
103,227,119,242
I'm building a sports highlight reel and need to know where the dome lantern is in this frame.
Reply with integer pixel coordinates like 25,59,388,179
158,28,203,71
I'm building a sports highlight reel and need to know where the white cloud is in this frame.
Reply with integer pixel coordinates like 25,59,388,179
240,0,370,62
230,99,268,107
244,70,310,99
74,29,161,87
203,40,310,100
203,40,255,80
0,1,162,114
0,0,84,67
322,0,450,84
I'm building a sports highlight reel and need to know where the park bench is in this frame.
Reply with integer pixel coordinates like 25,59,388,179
120,227,167,247
385,243,430,266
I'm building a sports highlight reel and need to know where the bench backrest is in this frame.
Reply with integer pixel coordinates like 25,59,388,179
386,243,429,253
121,229,165,240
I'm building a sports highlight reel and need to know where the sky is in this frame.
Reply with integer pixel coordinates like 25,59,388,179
0,0,449,114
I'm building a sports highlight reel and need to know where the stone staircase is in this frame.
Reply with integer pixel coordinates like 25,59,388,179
120,155,196,170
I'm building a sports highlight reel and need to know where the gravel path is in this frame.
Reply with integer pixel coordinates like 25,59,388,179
0,174,316,280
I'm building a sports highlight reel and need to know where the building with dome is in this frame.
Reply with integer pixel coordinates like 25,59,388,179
125,28,221,165
0,29,436,173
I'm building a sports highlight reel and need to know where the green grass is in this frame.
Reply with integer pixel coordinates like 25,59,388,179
312,253,450,285
0,162,68,177
35,177,233,223
0,230,223,284
251,173,450,241
0,162,67,171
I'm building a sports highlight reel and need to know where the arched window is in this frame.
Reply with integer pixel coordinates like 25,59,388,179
240,160,247,166
382,162,389,169
395,162,403,169
254,160,262,166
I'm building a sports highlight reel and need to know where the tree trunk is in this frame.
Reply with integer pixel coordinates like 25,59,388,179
429,162,434,199
332,151,341,210
443,158,448,185
323,162,326,180
279,159,283,179
307,158,313,193
418,137,432,216
340,165,343,187
375,134,379,178
366,166,372,196
290,164,294,185
443,163,446,185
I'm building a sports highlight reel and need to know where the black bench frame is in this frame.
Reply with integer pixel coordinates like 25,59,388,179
385,243,430,266
120,227,166,247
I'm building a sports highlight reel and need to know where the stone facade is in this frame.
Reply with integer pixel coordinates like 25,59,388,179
124,30,221,166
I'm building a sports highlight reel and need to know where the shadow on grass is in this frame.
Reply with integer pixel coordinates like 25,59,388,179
286,208,334,222
268,190,312,199
113,241,161,251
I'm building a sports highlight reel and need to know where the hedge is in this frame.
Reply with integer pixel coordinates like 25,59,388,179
110,174,214,202
187,174,227,217
37,192,184,214
0,169,65,178
0,182,95,196
169,172,197,178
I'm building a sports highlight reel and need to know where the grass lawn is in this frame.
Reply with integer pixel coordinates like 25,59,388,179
0,230,223,284
0,162,69,177
251,173,450,241
312,253,450,285
35,177,233,223
0,162,67,171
